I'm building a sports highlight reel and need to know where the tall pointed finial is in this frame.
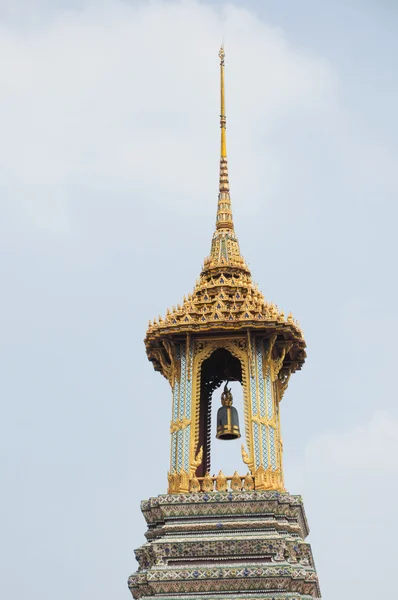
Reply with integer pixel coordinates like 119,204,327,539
219,45,226,158
216,45,233,231
202,46,248,273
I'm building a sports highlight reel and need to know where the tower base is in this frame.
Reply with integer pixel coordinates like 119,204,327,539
128,490,321,599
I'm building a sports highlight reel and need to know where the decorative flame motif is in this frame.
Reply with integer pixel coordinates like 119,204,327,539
216,470,228,492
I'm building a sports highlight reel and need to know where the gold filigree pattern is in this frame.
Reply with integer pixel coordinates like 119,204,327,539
216,470,228,492
189,475,200,493
189,446,203,477
271,343,293,382
170,418,191,434
231,471,242,491
202,472,213,492
146,274,305,378
241,443,255,474
252,414,277,429
254,464,284,492
243,472,254,491
191,337,253,470
278,371,292,401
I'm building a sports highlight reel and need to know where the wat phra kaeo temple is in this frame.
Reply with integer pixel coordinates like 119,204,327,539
128,47,321,600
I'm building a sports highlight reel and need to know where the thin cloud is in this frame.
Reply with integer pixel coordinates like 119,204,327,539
0,0,335,231
306,410,398,473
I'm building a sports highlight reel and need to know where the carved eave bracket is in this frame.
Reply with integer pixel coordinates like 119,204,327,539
146,325,306,379
262,332,306,382
146,327,306,399
146,338,178,385
264,334,300,402
278,369,292,400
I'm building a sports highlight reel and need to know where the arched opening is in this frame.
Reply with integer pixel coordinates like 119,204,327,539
196,348,243,477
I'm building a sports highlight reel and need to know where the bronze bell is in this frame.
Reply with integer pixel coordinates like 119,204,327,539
216,383,241,440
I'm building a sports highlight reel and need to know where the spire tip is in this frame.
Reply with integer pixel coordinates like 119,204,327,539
216,44,232,230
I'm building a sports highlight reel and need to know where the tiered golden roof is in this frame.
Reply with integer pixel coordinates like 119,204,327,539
145,46,306,378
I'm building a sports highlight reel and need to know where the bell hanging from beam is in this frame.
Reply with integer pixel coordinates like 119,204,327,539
216,382,241,440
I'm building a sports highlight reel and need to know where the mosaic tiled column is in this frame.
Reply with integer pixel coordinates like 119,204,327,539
168,339,194,492
247,335,284,490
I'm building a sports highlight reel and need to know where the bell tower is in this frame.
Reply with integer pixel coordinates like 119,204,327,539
129,47,321,600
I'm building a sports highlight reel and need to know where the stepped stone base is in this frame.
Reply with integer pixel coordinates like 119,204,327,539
128,490,321,599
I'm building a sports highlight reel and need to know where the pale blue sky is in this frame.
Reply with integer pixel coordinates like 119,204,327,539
1,1,398,599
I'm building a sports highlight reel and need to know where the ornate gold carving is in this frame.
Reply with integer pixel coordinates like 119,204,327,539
168,466,285,494
254,464,284,492
145,268,306,381
243,472,254,491
247,329,254,377
167,468,194,494
220,385,233,406
231,471,242,491
189,475,200,493
216,470,228,492
264,334,277,364
162,339,174,363
186,333,191,381
271,343,293,382
252,414,277,429
254,464,267,489
194,340,209,354
169,417,190,434
240,350,252,473
151,348,172,385
202,472,213,492
191,338,253,473
241,443,255,474
179,468,190,494
189,446,203,477
167,471,180,494
233,338,247,352
278,370,292,400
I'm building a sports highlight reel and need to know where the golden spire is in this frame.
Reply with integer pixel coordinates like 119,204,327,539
144,46,307,386
216,45,233,231
201,46,248,274
219,45,227,158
